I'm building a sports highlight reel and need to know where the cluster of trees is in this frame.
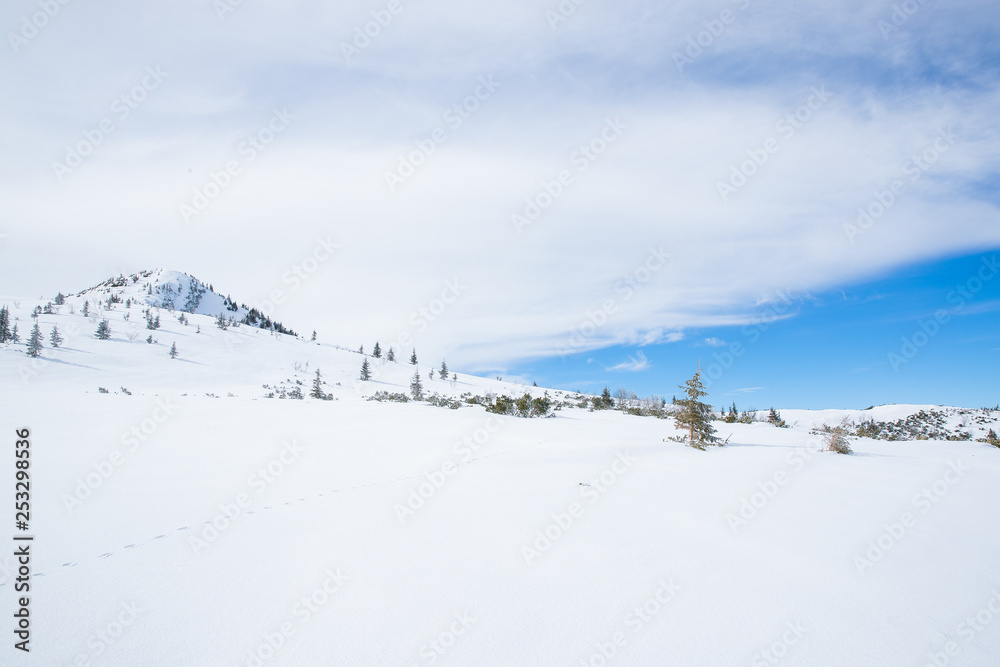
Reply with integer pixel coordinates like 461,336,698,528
484,393,552,418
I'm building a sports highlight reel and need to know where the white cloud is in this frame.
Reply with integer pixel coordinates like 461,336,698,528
1,0,998,370
606,350,649,372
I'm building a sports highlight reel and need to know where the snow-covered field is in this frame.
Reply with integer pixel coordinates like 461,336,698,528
2,272,999,666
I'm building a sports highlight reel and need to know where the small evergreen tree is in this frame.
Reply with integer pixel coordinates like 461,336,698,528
31,305,41,318
95,319,112,340
169,342,178,359
82,301,89,317
216,313,228,330
600,386,614,409
673,365,719,450
410,348,417,365
153,314,160,329
410,368,424,400
428,370,433,380
11,323,20,344
358,344,364,355
311,330,317,341
386,348,395,362
360,358,371,381
985,428,999,448
310,368,325,397
146,334,153,344
54,292,65,305
0,305,11,343
767,408,787,428
439,360,449,379
452,373,457,382
49,325,63,348
373,342,381,358
26,323,43,357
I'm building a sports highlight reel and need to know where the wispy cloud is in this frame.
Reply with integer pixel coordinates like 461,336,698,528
703,337,726,347
606,350,650,372
726,387,764,395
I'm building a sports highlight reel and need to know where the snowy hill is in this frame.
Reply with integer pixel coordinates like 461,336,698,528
1,272,999,666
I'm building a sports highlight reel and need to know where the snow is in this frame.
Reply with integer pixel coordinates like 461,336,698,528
1,277,999,666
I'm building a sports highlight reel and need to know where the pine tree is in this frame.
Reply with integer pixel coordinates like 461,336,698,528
95,319,112,340
673,365,719,450
767,408,787,428
310,368,325,397
49,326,63,348
360,358,371,381
0,305,10,343
169,342,178,359
216,313,228,330
153,314,160,329
11,323,19,344
410,369,424,400
428,370,433,380
54,292,65,305
452,373,457,382
439,360,449,379
410,348,417,365
146,335,153,344
373,342,381,358
358,344,364,355
26,323,43,357
82,301,89,317
311,330,317,341
386,348,396,362
600,386,614,409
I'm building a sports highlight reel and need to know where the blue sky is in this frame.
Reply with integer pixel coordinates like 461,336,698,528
510,251,1000,409
1,0,998,408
